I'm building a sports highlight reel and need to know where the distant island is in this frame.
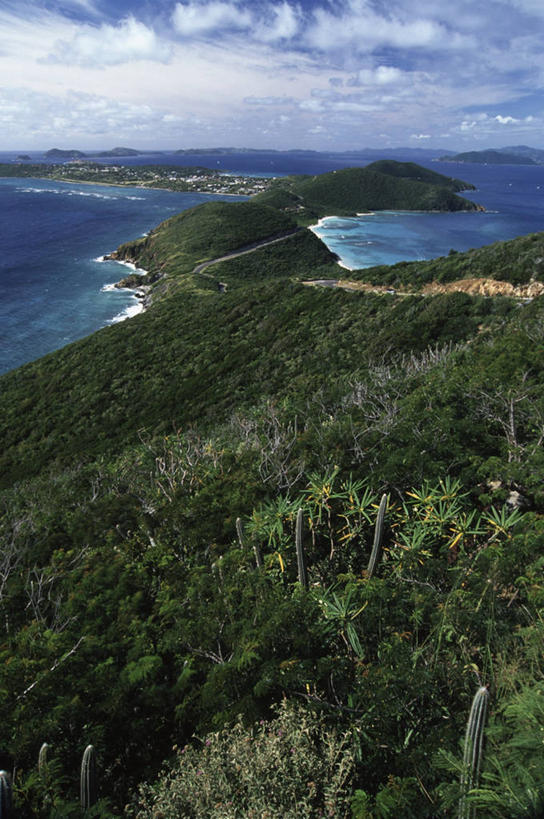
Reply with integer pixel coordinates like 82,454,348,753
45,148,88,159
439,144,544,165
45,146,144,159
96,147,141,157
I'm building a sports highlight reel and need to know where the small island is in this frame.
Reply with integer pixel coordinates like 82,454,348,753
439,144,544,165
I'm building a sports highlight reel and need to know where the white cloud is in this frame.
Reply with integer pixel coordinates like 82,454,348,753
331,100,380,112
254,2,300,42
0,0,543,150
502,0,544,16
172,2,251,36
244,96,295,105
299,99,325,112
46,16,172,66
356,66,405,86
0,86,192,144
305,5,449,53
495,114,519,124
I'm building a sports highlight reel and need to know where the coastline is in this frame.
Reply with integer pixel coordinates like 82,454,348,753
97,255,151,321
6,173,258,198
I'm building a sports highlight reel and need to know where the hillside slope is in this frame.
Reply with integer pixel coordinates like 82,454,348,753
254,162,480,221
3,163,544,817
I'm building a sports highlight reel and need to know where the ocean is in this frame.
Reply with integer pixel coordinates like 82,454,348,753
1,149,544,374
0,176,243,374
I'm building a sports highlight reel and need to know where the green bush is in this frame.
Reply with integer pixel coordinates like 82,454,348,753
129,700,355,818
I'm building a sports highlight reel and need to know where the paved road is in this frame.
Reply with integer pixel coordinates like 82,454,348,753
192,228,301,277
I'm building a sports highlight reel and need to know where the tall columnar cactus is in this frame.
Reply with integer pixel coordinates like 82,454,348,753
367,493,388,578
236,516,263,569
80,745,97,811
295,508,308,589
0,771,12,818
38,742,49,776
459,686,489,819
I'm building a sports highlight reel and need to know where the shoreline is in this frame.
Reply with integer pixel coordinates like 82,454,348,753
6,173,257,198
97,255,151,321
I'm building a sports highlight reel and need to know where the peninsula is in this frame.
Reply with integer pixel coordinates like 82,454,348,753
104,160,482,304
0,160,273,196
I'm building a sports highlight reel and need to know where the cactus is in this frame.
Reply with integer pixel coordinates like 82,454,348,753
80,745,97,811
458,686,489,819
236,516,263,569
38,742,49,776
295,508,308,589
367,493,388,578
0,771,12,819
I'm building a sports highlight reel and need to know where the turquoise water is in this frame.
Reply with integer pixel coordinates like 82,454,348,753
311,164,544,270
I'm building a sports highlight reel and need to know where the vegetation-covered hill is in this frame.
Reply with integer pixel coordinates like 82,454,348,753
439,149,536,165
439,145,544,165
109,200,309,300
254,161,480,222
2,163,544,817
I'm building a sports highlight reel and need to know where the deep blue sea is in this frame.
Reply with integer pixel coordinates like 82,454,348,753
1,149,544,374
0,174,243,374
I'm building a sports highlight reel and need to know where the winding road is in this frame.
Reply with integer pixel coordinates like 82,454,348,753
192,228,302,278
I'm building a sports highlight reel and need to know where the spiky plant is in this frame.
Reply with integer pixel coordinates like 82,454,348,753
459,686,489,819
236,516,263,569
295,508,308,589
0,771,12,818
367,493,388,578
80,745,97,811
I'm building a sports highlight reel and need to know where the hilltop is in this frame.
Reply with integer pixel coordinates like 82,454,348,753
1,160,544,817
253,161,479,222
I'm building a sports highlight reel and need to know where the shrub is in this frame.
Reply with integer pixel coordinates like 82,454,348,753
129,700,355,818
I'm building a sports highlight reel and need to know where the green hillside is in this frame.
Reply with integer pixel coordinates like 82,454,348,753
2,165,544,817
361,159,474,189
110,200,303,300
254,162,479,221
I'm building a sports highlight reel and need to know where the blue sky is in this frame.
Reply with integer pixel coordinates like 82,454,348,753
1,0,542,151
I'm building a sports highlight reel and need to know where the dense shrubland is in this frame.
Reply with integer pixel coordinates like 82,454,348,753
2,170,544,815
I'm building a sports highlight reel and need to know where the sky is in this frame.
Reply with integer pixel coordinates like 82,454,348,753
0,0,543,152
